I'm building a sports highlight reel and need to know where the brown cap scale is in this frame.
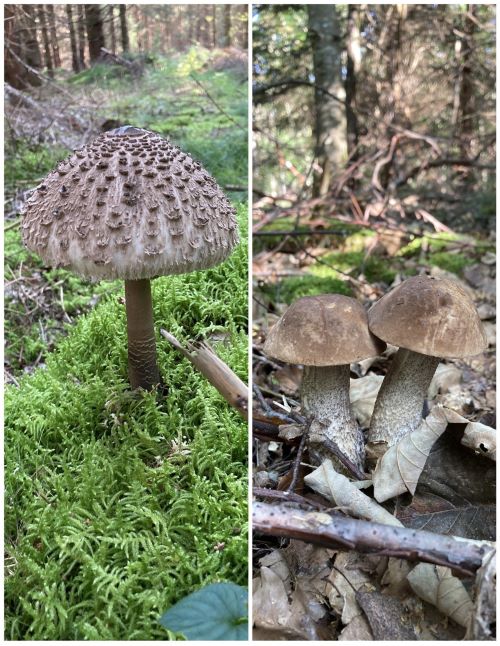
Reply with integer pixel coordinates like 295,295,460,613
22,126,239,390
264,295,386,471
367,275,487,448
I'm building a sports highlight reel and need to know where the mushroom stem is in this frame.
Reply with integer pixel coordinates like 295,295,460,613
368,349,440,447
301,364,365,471
125,279,160,390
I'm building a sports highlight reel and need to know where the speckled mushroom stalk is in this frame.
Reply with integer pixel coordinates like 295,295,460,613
125,279,160,390
21,126,238,392
367,349,440,446
302,364,365,470
367,276,487,449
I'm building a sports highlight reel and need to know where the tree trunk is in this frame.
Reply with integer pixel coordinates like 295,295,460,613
239,6,248,50
5,5,41,88
212,5,217,48
20,4,42,69
143,10,150,51
345,5,361,159
308,4,347,197
47,4,61,68
37,5,54,78
220,5,231,47
66,5,80,72
119,5,129,53
456,5,478,184
77,4,86,69
85,4,105,63
109,5,116,55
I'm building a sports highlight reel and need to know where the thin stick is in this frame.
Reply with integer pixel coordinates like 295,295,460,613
253,487,328,510
287,428,308,493
253,502,493,577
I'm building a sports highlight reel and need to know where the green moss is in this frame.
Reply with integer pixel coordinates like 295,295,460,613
427,251,473,275
311,251,397,285
262,274,352,304
5,211,248,641
67,63,127,86
4,143,69,192
398,232,461,257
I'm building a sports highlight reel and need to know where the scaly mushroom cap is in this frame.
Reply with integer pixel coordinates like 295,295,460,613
368,275,487,358
264,294,386,366
22,126,239,280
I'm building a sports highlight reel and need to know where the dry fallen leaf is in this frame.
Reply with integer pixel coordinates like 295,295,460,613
350,374,384,428
327,552,372,624
461,419,496,461
407,564,474,628
304,460,475,629
356,588,417,640
372,406,453,503
338,613,373,640
372,406,495,502
304,460,398,526
467,549,496,640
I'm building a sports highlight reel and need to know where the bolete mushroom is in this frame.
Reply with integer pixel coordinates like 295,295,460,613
263,294,386,471
22,126,238,390
367,275,487,448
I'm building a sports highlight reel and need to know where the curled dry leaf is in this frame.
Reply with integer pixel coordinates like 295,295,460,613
467,549,496,640
372,406,452,503
461,419,496,461
372,406,495,503
407,563,474,628
427,363,462,399
350,374,383,428
304,460,398,526
253,552,330,640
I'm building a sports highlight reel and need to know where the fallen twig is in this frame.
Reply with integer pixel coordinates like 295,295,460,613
254,487,329,510
253,501,494,577
160,328,248,419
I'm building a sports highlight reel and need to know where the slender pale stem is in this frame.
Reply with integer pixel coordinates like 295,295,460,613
368,349,440,447
125,279,160,390
301,364,365,471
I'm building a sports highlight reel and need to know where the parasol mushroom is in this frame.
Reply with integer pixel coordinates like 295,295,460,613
22,126,239,390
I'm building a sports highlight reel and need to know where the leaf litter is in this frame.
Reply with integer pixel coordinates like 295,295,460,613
253,233,495,640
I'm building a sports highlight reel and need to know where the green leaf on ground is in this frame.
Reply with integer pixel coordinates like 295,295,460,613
159,582,248,641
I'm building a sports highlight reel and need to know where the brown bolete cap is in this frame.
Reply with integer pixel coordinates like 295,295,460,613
22,126,238,280
263,294,386,366
368,275,487,358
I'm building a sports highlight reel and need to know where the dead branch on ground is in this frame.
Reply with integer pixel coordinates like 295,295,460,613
253,501,494,577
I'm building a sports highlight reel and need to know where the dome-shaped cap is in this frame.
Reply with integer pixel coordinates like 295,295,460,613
368,275,487,358
263,294,386,366
22,127,239,280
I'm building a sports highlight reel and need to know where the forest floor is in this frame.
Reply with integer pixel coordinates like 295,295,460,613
4,48,248,640
252,201,496,639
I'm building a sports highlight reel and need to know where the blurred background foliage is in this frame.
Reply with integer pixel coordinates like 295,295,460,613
252,3,495,311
